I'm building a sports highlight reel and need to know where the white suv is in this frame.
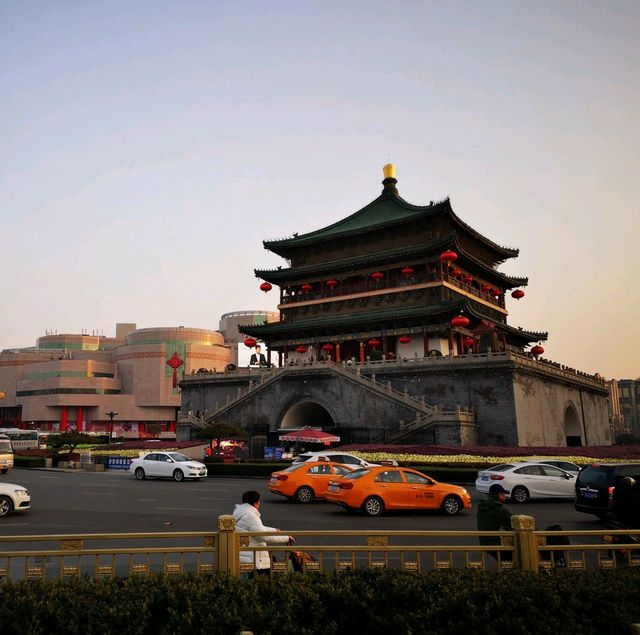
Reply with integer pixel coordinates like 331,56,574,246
293,452,397,468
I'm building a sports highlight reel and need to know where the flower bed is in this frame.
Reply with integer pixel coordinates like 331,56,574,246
338,444,640,466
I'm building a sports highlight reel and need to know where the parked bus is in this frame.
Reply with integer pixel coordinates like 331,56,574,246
0,429,40,452
0,434,13,473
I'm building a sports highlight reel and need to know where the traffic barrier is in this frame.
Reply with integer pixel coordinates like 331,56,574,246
0,515,638,581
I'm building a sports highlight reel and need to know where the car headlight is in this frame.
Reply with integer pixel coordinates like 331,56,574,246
14,489,29,496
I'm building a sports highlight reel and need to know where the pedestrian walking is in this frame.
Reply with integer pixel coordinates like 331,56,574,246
477,483,513,561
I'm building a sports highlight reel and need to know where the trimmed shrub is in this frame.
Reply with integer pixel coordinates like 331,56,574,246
13,455,45,468
1,569,640,634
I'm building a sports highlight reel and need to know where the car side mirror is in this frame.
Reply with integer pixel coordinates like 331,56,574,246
565,473,573,479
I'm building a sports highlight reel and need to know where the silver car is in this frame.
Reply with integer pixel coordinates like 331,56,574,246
476,462,576,503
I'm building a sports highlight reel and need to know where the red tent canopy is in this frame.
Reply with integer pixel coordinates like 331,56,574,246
279,427,340,445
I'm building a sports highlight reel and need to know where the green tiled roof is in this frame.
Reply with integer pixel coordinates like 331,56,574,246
263,193,518,260
256,231,528,288
240,299,545,344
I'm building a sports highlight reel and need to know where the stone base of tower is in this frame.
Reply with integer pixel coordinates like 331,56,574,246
178,351,610,448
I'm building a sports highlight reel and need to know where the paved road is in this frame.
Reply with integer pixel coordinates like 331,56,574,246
0,468,604,536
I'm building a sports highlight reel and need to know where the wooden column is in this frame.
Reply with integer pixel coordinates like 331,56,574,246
336,343,341,363
359,341,365,363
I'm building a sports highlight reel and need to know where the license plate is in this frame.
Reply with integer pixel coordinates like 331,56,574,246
481,475,489,481
583,491,597,499
328,484,338,493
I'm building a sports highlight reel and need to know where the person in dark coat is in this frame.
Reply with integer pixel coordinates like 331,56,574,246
612,477,640,527
249,345,267,367
477,483,513,561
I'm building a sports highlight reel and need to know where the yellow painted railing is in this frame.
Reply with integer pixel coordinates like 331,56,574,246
0,515,638,581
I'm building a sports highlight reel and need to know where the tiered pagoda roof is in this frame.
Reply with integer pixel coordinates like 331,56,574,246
243,166,547,354
264,195,518,266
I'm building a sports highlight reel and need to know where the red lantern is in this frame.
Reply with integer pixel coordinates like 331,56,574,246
401,266,414,277
531,345,544,356
244,338,257,348
481,284,491,293
259,281,272,293
451,315,470,328
463,336,475,348
398,336,411,344
371,272,384,281
463,275,473,284
493,288,503,296
511,289,525,300
301,283,313,293
368,339,381,347
322,343,334,351
296,346,307,354
326,279,338,289
451,268,462,278
440,250,458,264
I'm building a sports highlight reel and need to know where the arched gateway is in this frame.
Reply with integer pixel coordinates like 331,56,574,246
564,404,583,447
279,400,336,430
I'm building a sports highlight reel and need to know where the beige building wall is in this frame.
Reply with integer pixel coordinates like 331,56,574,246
0,324,231,435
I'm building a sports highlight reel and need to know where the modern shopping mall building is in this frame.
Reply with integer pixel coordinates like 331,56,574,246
0,323,232,438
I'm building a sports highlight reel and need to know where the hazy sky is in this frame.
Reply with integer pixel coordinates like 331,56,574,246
2,1,639,379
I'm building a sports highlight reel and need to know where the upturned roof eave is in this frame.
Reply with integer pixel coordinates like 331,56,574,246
256,232,528,288
263,194,518,260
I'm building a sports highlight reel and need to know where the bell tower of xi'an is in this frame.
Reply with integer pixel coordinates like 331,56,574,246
179,165,610,449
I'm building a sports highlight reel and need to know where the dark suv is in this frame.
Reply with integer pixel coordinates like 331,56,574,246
574,463,640,517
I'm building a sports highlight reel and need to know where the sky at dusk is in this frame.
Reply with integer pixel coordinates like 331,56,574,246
1,1,639,379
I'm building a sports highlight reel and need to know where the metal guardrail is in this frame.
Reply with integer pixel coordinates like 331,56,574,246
1,515,638,581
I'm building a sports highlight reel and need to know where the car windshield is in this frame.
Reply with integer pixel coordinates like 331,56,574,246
168,453,191,462
342,469,370,480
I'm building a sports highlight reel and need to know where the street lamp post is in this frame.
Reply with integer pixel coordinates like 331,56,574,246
105,411,118,440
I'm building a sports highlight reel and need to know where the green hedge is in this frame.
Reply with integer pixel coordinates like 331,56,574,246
1,569,640,634
406,464,477,483
204,462,291,477
13,455,45,468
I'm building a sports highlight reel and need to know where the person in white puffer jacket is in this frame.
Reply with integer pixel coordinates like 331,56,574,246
232,490,293,574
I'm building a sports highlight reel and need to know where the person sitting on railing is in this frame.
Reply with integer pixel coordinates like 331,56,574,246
232,490,294,576
477,484,513,561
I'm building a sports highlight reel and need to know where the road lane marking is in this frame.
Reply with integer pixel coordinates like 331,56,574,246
138,499,159,502
78,492,117,496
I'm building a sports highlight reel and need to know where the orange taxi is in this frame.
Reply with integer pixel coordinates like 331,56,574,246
324,466,472,516
269,460,353,503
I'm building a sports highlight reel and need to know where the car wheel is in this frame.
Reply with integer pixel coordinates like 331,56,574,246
0,495,12,517
363,496,384,517
511,485,529,503
295,486,314,504
135,467,146,480
441,495,462,515
173,469,185,482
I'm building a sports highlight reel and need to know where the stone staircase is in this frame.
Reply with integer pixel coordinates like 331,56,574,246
180,361,475,442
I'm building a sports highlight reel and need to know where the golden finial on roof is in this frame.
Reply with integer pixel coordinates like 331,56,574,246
383,163,396,179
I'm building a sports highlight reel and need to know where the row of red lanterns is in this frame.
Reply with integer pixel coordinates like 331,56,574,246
247,335,543,356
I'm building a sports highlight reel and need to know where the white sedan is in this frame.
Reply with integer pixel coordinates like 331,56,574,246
129,452,208,482
0,482,31,517
475,462,576,503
